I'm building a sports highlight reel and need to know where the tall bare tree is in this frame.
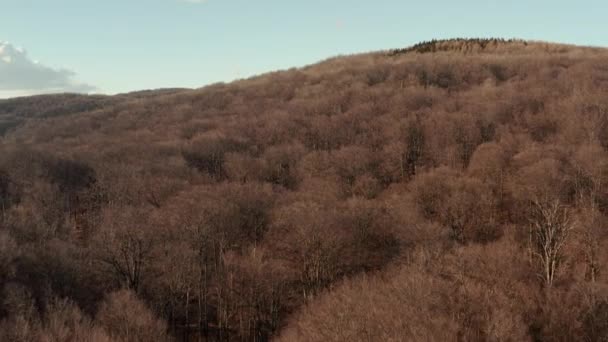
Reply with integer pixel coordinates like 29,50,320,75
530,200,574,287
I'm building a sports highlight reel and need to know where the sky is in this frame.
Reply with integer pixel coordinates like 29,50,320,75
1,0,607,98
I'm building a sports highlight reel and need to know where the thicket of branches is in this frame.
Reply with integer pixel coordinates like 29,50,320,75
2,39,608,341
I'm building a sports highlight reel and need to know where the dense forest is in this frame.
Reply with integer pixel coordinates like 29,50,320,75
2,38,608,341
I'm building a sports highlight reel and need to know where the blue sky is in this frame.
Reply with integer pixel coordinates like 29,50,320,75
0,0,606,97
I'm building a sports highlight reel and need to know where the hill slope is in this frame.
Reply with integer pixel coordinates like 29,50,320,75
2,39,608,341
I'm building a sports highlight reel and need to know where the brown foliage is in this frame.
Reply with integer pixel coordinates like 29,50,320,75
2,39,608,340
96,290,170,342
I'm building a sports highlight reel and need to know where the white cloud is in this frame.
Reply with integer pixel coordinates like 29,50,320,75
0,41,96,99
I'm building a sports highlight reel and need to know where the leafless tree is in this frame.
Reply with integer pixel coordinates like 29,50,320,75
98,228,154,292
95,208,156,293
530,200,574,287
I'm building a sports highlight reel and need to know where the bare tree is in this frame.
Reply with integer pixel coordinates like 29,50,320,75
95,207,156,293
573,144,606,283
530,200,574,287
98,227,154,292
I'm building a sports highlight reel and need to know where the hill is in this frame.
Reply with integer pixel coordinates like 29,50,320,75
2,39,608,341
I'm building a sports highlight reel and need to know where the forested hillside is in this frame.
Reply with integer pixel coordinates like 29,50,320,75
2,38,608,341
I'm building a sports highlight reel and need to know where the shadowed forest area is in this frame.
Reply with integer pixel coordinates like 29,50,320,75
2,38,608,341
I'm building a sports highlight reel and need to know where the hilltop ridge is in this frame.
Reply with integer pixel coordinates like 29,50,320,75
389,38,540,55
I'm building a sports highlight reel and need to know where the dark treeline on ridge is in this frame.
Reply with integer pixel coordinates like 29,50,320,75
2,39,608,341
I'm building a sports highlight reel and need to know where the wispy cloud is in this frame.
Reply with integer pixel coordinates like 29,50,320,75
0,41,96,99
